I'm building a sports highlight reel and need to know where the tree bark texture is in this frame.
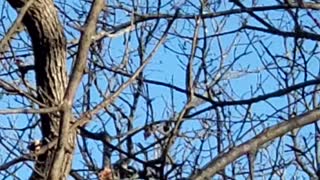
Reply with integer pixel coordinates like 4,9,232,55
6,0,72,179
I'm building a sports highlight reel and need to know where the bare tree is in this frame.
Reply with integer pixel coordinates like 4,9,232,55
1,0,320,179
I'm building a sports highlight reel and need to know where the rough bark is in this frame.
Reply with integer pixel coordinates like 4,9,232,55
48,0,104,178
6,0,71,179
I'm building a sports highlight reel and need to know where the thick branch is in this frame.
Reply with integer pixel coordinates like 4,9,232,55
49,0,105,178
190,108,320,179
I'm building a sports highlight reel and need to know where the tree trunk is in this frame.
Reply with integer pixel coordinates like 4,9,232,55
6,0,73,179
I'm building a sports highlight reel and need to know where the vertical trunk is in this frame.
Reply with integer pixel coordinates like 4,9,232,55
7,0,73,179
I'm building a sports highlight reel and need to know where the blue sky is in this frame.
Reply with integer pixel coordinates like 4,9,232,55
0,0,320,179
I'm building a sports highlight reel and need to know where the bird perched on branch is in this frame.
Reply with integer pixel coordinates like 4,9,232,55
15,59,34,73
15,59,34,85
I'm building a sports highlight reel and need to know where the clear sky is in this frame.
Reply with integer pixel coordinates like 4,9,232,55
0,0,319,179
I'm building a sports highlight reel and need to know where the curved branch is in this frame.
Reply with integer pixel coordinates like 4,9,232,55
0,0,34,53
0,155,32,171
190,108,320,179
187,78,320,117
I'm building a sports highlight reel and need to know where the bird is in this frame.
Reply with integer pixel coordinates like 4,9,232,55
14,59,34,85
